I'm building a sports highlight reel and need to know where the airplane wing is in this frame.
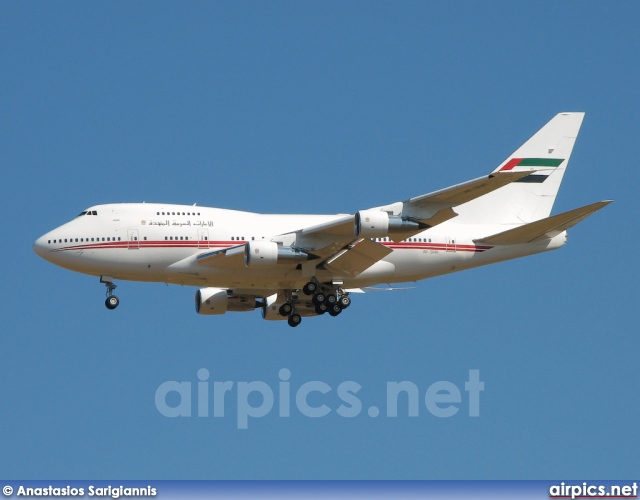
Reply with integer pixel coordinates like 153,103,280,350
299,215,355,239
180,171,541,276
296,171,535,242
405,170,534,207
474,200,612,245
195,244,247,268
277,170,537,277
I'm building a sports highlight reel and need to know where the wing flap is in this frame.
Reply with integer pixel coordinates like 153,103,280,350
324,238,393,278
475,200,612,245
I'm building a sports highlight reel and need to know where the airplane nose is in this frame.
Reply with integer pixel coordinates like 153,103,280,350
33,235,48,259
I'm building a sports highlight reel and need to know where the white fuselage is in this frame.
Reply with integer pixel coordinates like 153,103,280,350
33,202,566,294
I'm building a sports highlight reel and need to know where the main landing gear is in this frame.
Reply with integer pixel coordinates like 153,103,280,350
306,282,351,317
279,281,352,327
101,276,120,310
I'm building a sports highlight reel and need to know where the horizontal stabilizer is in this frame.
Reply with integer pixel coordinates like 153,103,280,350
475,201,612,245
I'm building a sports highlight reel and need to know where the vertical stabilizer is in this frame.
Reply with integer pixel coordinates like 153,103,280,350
456,112,585,225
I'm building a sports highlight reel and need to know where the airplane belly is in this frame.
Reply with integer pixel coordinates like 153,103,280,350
378,245,481,282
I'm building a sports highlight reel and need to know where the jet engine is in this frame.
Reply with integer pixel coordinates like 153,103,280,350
354,209,421,238
195,288,259,315
195,287,228,315
244,240,308,268
261,293,320,321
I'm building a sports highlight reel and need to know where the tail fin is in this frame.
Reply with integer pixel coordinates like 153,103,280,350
456,112,585,225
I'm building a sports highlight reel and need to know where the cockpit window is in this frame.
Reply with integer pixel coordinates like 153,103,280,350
76,210,98,217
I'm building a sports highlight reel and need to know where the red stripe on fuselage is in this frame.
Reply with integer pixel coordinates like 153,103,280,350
53,240,493,253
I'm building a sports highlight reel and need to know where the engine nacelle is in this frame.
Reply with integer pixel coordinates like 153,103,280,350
355,209,389,238
244,240,308,268
261,293,320,320
195,287,228,315
261,293,287,321
354,210,421,238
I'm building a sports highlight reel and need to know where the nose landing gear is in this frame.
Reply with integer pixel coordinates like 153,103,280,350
101,276,119,310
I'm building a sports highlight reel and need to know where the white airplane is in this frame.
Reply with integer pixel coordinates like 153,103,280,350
34,112,611,327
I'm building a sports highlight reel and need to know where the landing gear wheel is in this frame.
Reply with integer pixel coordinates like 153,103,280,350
279,303,293,316
328,303,342,316
105,295,120,310
315,303,327,315
303,282,318,295
339,296,351,309
325,294,337,305
312,293,326,306
288,314,302,327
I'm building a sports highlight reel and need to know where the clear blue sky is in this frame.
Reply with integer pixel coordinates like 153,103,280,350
1,1,638,479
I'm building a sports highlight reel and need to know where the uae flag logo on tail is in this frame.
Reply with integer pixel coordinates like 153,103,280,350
499,158,565,183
